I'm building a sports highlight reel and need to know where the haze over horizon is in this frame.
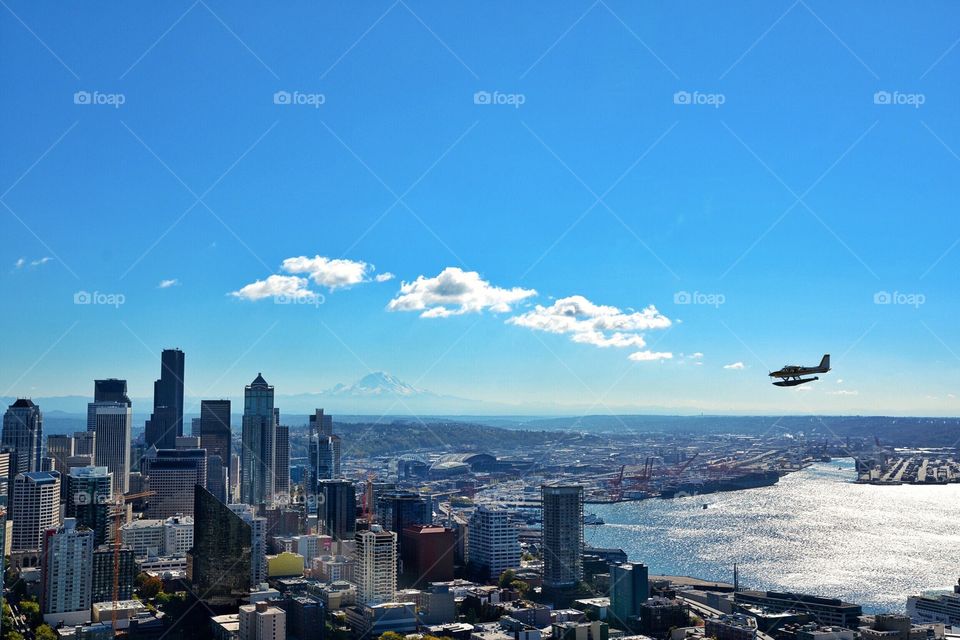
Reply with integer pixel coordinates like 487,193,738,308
2,2,959,416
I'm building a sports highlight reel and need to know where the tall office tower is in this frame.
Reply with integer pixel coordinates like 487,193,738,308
230,453,241,503
469,505,520,580
46,434,74,477
376,490,429,560
191,418,202,437
41,518,94,624
239,601,287,640
2,399,43,476
400,524,455,587
241,374,276,506
65,466,113,546
610,562,650,627
200,400,231,502
72,431,96,457
355,525,397,606
0,450,10,500
309,409,333,437
319,479,357,541
229,502,267,587
541,484,584,589
0,507,6,614
142,448,207,518
11,471,61,552
88,380,132,495
315,435,341,482
189,486,252,604
145,348,185,451
274,425,290,501
92,545,135,603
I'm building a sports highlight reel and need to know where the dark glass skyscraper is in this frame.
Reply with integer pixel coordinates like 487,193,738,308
200,400,231,502
145,349,185,451
189,485,252,605
541,484,584,589
2,399,43,476
319,479,356,541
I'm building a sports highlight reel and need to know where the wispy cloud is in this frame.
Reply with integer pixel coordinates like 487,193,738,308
723,361,745,370
14,256,52,269
508,295,671,361
232,254,390,301
158,278,179,289
828,389,859,396
388,267,536,318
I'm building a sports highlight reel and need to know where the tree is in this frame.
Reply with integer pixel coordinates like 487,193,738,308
34,625,57,640
380,633,406,640
498,569,517,588
509,579,530,598
18,599,40,628
139,575,163,599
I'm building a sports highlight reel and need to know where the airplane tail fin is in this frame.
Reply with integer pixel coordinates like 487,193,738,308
820,354,830,371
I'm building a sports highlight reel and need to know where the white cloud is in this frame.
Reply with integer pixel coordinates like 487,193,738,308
388,267,536,317
723,361,745,370
628,350,673,361
689,352,704,359
31,257,52,266
14,258,25,269
828,389,859,396
508,295,671,360
281,255,374,290
948,393,957,399
375,272,396,283
158,279,179,289
231,275,313,301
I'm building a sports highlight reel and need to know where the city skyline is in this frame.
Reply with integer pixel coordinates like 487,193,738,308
2,3,959,415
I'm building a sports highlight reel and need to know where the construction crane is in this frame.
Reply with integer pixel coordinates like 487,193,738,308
109,491,154,631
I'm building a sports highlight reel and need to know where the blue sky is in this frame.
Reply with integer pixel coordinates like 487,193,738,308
1,1,959,414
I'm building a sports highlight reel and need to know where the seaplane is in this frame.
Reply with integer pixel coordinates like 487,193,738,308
769,354,830,387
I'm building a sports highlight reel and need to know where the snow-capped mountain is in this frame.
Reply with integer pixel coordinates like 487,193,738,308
325,371,428,397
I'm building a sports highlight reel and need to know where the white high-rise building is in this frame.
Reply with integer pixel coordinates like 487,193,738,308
120,515,194,558
229,503,267,587
239,601,286,640
11,471,61,552
41,518,94,625
89,403,132,495
469,505,520,580
354,525,396,606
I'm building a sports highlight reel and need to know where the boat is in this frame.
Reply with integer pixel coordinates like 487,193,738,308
906,579,960,626
584,513,605,525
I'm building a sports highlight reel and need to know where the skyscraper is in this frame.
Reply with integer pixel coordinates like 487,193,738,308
228,502,267,587
189,485,252,604
145,348,185,451
200,399,231,502
355,525,397,606
65,466,113,547
72,431,96,457
309,409,333,437
469,505,520,580
610,562,649,628
274,425,290,500
314,435,341,482
241,374,276,506
319,479,356,541
2,399,43,476
142,448,207,518
41,518,94,624
12,471,61,552
46,434,74,476
541,484,584,589
88,379,132,495
376,490,430,560
92,544,135,604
